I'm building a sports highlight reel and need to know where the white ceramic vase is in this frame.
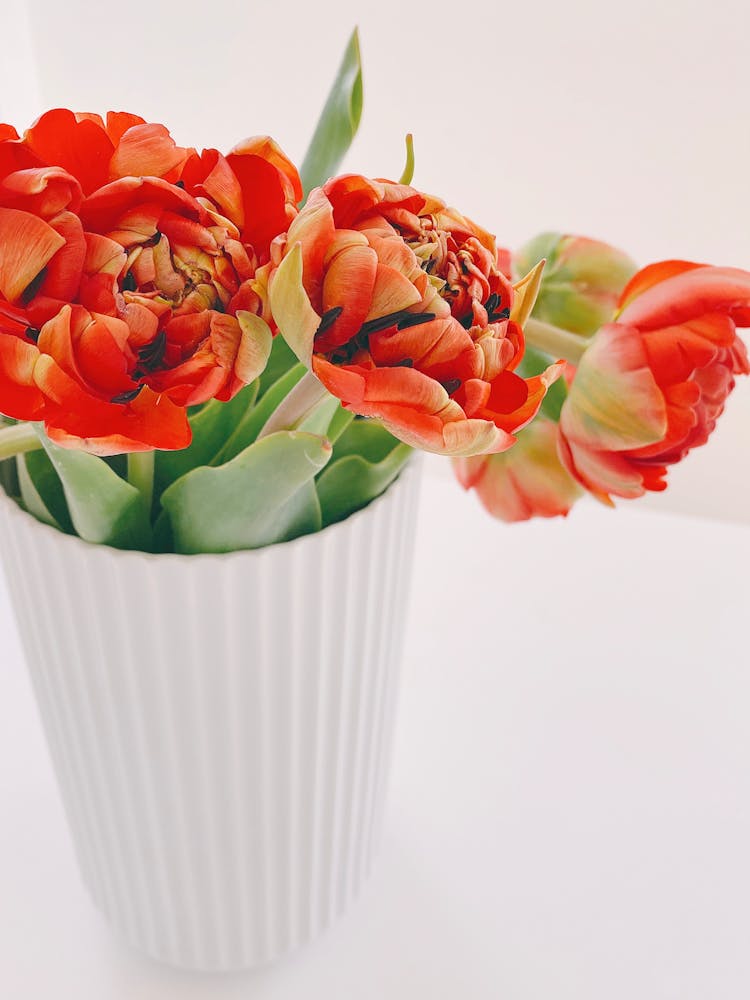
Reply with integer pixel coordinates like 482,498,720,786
0,463,421,972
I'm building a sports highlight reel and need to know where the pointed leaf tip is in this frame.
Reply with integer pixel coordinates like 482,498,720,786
511,258,546,328
300,28,364,196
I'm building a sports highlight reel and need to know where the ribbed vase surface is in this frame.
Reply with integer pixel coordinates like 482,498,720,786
0,464,420,971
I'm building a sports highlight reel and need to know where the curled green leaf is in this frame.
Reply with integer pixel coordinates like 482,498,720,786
316,419,412,527
35,428,150,550
161,431,333,554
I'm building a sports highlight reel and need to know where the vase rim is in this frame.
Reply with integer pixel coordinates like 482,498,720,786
0,457,418,565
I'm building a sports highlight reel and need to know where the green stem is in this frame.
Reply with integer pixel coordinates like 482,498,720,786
127,451,155,515
0,423,43,461
524,317,590,365
258,370,331,439
399,133,415,185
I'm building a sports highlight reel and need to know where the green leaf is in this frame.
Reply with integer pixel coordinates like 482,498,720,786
161,431,333,554
0,457,19,500
35,429,151,550
316,419,412,527
258,335,298,397
214,363,306,464
17,450,74,533
297,395,342,437
154,382,259,496
326,405,355,445
516,345,568,422
300,28,363,196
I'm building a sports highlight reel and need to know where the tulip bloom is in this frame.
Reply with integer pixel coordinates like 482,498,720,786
0,111,299,452
454,417,583,522
558,262,750,502
268,175,560,457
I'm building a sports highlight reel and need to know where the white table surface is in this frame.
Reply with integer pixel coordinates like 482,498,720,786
1,462,749,999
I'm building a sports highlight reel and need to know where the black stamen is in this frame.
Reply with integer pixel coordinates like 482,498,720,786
485,292,500,314
176,180,185,189
421,259,436,274
315,306,343,336
111,385,144,405
21,269,46,306
489,306,511,322
359,309,417,337
458,314,474,329
393,357,414,367
122,271,137,292
396,312,435,330
442,378,461,395
25,326,40,343
143,230,162,248
137,329,167,370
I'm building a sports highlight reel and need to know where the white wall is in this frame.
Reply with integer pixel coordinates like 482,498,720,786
2,0,748,520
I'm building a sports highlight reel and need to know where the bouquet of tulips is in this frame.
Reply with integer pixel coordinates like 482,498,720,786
0,31,747,552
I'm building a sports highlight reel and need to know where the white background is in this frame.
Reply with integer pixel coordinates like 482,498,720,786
0,1,749,997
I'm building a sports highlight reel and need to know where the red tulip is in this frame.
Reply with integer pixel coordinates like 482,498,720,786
558,261,750,502
267,175,560,456
0,111,299,451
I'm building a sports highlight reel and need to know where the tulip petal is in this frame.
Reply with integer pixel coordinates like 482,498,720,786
317,243,378,350
36,354,191,453
617,260,702,314
0,206,65,302
80,176,204,235
364,262,422,321
226,140,301,254
24,108,114,194
510,259,546,328
0,333,46,419
561,323,667,450
109,123,189,182
619,265,750,330
458,419,582,522
38,210,86,301
234,311,273,385
269,243,322,365
558,431,657,504
181,148,244,228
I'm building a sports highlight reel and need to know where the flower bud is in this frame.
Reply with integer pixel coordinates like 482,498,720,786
514,232,637,337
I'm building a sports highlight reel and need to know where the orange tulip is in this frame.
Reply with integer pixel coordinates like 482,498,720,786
454,417,583,522
558,262,750,502
267,175,560,457
0,111,299,452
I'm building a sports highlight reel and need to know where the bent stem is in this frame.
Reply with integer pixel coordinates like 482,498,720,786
127,451,155,515
524,317,589,366
258,370,332,439
0,423,44,461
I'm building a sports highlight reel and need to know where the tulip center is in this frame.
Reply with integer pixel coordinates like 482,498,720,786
403,221,510,330
118,230,239,318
